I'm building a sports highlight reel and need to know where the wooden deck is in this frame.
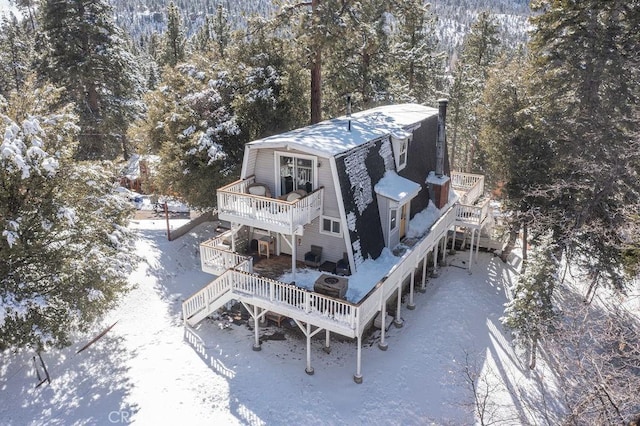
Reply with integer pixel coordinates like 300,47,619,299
251,254,307,281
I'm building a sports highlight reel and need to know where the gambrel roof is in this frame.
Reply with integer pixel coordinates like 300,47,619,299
246,104,439,157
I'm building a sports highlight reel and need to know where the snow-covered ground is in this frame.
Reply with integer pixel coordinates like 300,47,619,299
0,218,554,425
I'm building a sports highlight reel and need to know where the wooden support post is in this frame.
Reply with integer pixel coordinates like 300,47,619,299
305,322,314,375
468,229,475,272
323,329,331,354
379,297,388,351
292,235,297,282
393,285,403,328
407,270,416,310
475,228,481,263
252,304,261,351
419,256,428,293
354,334,363,384
432,244,440,278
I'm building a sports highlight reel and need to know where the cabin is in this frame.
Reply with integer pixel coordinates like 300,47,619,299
182,101,490,383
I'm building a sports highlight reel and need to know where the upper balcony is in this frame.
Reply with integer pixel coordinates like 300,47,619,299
217,176,324,235
451,172,490,228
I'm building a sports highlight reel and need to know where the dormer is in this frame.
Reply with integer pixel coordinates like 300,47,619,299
390,129,412,171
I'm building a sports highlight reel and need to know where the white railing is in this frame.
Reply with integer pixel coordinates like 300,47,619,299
217,177,324,234
182,271,234,323
455,199,490,227
200,232,252,275
231,271,357,329
185,205,459,335
353,206,458,331
451,172,484,205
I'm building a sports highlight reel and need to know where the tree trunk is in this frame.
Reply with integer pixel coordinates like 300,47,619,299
310,0,322,124
529,336,537,369
522,222,528,263
500,219,521,263
310,50,322,124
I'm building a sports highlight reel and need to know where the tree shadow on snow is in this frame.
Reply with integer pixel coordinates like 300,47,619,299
0,333,137,425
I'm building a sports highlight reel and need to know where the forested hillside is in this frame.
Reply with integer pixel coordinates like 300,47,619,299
107,0,530,55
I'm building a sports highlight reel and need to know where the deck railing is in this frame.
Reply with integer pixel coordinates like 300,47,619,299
451,172,484,205
354,206,458,329
455,199,490,227
182,271,234,324
185,204,460,335
200,231,252,275
217,177,323,234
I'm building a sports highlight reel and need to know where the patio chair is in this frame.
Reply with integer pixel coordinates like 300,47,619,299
246,183,272,198
336,252,351,276
304,245,322,268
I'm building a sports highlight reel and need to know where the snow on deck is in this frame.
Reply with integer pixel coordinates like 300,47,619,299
279,200,443,303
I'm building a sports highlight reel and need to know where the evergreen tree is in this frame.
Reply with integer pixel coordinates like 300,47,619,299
160,1,186,67
321,0,396,115
528,0,640,296
388,0,445,105
502,232,558,369
479,52,551,262
448,11,500,172
211,4,231,59
38,0,143,160
132,59,241,209
0,13,33,98
192,6,230,58
231,18,308,141
0,83,137,350
14,0,39,32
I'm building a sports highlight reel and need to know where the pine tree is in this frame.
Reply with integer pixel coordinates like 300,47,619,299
211,4,231,59
388,0,445,105
528,0,640,296
0,83,137,350
479,52,552,262
160,1,186,67
448,11,501,172
502,232,558,369
132,59,241,209
38,0,143,160
0,13,33,98
231,18,308,141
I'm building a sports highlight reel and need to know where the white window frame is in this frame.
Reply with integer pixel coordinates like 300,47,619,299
320,215,342,237
391,136,410,171
275,151,318,196
398,141,407,169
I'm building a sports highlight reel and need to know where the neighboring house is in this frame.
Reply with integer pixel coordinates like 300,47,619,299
119,154,159,194
183,101,490,383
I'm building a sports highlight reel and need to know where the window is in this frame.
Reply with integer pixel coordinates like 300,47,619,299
390,208,397,231
276,152,317,196
320,216,342,237
398,141,407,168
391,136,410,171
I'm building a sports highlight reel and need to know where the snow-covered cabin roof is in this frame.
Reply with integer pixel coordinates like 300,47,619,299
375,171,422,204
246,103,438,157
121,154,160,180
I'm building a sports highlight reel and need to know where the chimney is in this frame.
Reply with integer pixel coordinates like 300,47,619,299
346,93,352,131
436,98,447,177
427,99,451,209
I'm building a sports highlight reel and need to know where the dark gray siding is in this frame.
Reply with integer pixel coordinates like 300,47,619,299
335,139,387,264
399,114,450,219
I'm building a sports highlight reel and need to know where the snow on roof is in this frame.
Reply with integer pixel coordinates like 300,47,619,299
426,170,450,185
121,154,160,180
374,171,421,203
247,103,438,157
